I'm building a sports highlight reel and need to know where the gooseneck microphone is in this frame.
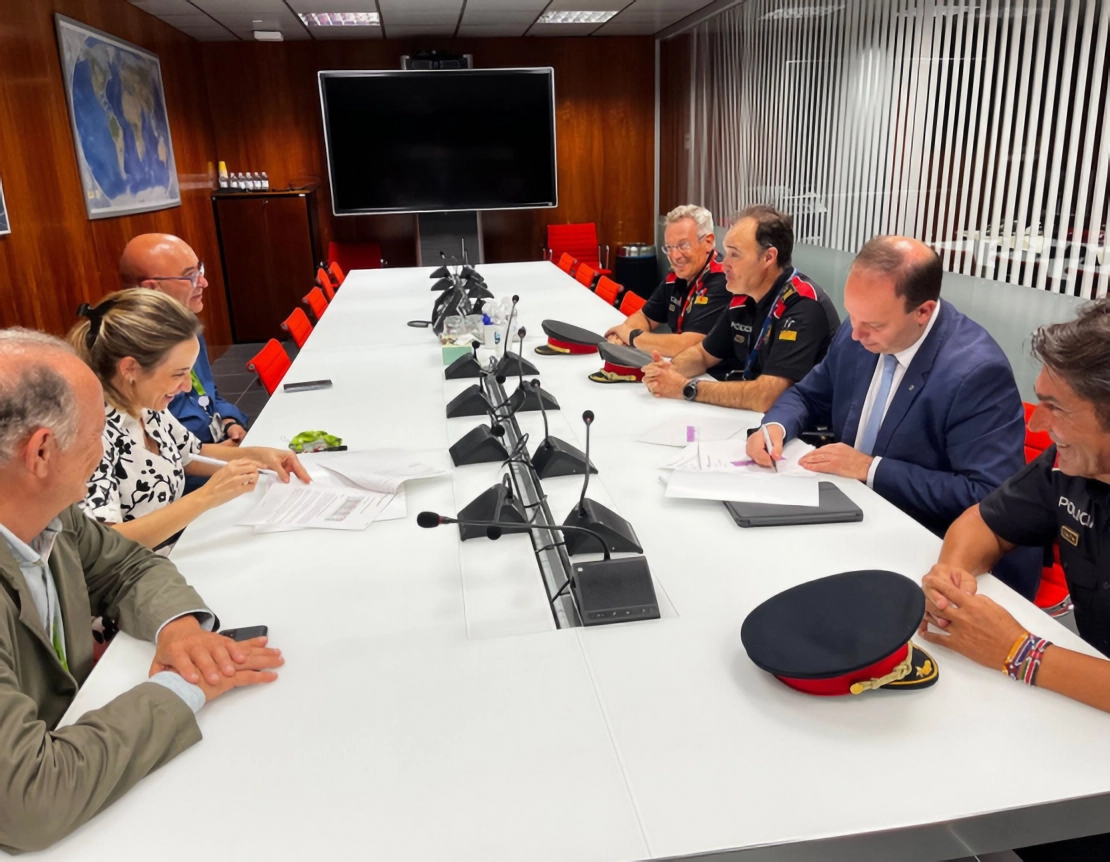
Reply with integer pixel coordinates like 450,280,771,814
578,410,595,515
504,295,520,350
515,326,527,390
417,511,610,560
533,379,550,442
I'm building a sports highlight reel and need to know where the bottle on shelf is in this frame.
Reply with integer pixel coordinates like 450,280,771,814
252,172,262,190
218,161,228,190
230,172,239,190
261,171,270,190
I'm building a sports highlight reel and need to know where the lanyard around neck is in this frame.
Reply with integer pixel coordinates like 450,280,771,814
742,268,797,381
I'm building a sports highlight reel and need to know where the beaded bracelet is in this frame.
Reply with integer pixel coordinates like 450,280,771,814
1003,632,1052,685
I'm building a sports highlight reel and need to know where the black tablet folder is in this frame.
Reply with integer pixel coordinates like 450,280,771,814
724,481,863,528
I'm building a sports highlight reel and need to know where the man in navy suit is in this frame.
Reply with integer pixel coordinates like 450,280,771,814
747,236,1037,597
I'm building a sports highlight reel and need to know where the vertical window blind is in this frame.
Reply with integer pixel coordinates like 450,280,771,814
659,0,1109,298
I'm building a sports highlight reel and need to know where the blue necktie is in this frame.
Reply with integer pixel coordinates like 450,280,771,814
857,353,898,456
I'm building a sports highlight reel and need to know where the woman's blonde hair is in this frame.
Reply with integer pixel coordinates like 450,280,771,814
68,288,202,411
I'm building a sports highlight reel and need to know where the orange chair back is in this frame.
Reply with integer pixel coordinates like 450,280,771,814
575,263,598,289
281,307,314,349
595,275,620,306
328,240,383,270
328,261,346,286
619,291,647,315
548,223,603,271
1023,402,1052,463
556,252,576,274
315,268,336,301
303,285,329,321
246,339,291,395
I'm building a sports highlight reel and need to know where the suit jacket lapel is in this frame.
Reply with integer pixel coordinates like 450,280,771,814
873,302,954,454
843,347,880,445
0,541,63,666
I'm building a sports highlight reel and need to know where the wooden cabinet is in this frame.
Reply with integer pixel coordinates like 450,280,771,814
213,190,321,343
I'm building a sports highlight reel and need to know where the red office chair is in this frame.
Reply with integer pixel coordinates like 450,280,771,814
315,268,336,302
246,339,292,395
1024,402,1073,618
575,263,599,290
328,261,346,287
328,240,384,271
595,275,620,306
303,286,329,322
546,223,610,275
281,307,314,349
556,252,576,274
619,291,647,315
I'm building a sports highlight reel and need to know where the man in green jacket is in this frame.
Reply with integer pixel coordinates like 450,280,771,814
0,329,284,853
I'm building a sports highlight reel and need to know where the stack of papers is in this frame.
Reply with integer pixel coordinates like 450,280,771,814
661,438,823,507
238,449,450,533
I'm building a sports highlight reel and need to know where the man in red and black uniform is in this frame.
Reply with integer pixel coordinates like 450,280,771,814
604,205,730,362
642,206,839,411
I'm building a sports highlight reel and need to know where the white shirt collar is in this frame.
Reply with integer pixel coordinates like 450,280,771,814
889,298,941,370
0,517,64,566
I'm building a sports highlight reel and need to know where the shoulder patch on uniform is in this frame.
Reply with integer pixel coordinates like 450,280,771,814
789,276,818,301
779,330,798,341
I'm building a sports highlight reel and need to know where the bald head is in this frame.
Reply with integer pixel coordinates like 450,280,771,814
851,235,942,312
119,233,207,313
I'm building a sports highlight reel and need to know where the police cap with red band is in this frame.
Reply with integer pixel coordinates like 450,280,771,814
741,570,939,696
535,320,605,356
589,342,654,384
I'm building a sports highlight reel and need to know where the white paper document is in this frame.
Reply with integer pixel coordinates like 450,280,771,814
305,449,449,493
664,437,817,477
638,415,752,448
239,482,395,532
664,470,821,507
661,438,821,506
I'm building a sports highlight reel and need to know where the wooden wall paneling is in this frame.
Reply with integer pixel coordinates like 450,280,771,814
658,34,694,218
200,37,655,268
0,0,232,347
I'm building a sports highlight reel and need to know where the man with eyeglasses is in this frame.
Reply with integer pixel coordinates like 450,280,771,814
603,205,729,363
642,206,840,410
119,234,249,447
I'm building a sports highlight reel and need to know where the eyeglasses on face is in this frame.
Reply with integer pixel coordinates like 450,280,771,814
146,262,205,289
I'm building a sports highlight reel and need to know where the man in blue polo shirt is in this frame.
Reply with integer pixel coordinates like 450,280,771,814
119,234,248,447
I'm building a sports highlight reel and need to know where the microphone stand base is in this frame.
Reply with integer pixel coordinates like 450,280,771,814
570,556,660,626
506,384,560,414
496,351,540,377
562,499,643,554
531,437,597,478
458,482,529,541
450,425,509,466
445,385,491,418
444,353,484,379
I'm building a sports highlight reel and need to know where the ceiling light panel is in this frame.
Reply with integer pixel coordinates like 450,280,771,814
298,11,380,25
537,10,619,23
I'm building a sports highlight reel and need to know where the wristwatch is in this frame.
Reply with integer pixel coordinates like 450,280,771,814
628,328,644,347
683,380,699,401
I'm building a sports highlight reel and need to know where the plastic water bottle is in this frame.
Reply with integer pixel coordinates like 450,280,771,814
261,171,270,191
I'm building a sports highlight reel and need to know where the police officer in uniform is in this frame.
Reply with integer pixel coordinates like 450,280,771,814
919,299,1110,857
604,205,729,365
642,206,839,411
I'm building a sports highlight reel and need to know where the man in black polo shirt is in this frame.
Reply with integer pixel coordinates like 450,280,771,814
604,204,729,360
919,298,1110,858
642,206,840,411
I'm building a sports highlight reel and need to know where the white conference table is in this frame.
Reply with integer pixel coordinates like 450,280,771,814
43,262,1110,861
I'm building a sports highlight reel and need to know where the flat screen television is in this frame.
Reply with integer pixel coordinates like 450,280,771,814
318,68,558,215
